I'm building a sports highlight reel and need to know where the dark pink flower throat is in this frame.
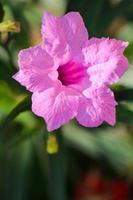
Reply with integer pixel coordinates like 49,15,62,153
57,61,86,86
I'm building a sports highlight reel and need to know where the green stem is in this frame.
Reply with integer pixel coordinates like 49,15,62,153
47,129,67,200
0,95,31,133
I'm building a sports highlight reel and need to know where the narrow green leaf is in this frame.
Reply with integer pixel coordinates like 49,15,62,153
47,129,67,200
2,139,33,200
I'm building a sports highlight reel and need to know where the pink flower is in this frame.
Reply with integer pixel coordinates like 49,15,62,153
13,11,128,131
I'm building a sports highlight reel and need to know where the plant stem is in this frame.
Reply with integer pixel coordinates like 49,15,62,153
47,128,67,200
0,95,31,133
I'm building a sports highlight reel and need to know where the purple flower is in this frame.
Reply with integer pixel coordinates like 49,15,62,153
13,12,128,131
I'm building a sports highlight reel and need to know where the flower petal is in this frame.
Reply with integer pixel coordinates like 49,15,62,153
63,12,88,47
18,44,54,70
13,45,58,92
76,86,117,127
13,69,59,92
83,38,128,85
32,87,79,131
41,11,88,64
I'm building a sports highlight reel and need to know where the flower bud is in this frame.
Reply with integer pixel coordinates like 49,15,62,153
0,20,20,33
46,133,59,154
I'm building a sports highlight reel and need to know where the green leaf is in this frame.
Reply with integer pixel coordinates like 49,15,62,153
117,103,133,124
33,129,67,200
63,123,99,157
0,82,17,114
47,129,67,200
0,139,33,200
63,123,133,173
97,130,133,172
124,43,133,61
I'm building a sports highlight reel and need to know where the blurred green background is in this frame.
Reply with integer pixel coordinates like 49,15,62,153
0,0,133,200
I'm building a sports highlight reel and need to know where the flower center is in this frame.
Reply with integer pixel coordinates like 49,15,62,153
57,61,86,86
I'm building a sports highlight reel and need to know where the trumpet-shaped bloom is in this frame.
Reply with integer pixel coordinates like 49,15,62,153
13,11,128,131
